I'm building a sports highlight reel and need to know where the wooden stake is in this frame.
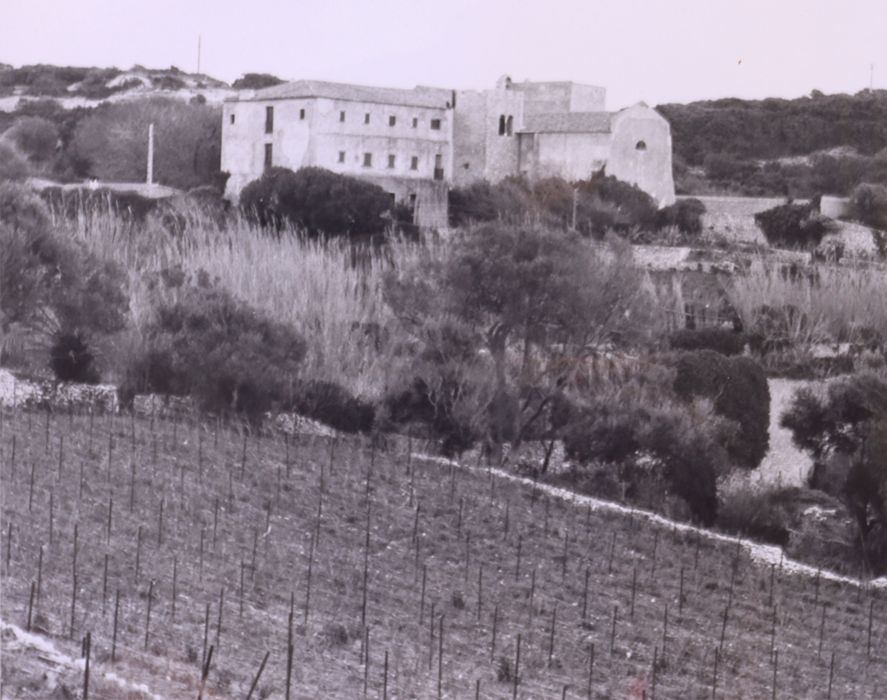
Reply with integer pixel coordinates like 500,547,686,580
607,531,616,574
26,580,35,631
304,530,315,626
135,525,142,583
157,496,164,546
630,566,637,619
491,604,499,661
419,563,427,623
106,496,113,544
112,590,120,662
512,633,521,700
201,602,210,669
586,642,595,699
70,523,78,638
818,604,826,659
437,615,444,699
515,535,522,581
198,645,214,700
383,649,389,700
215,586,224,652
609,605,618,654
245,651,270,700
581,567,590,621
171,557,177,621
711,646,719,699
101,553,108,615
477,564,483,620
548,602,558,667
827,651,835,699
36,546,44,610
82,631,91,700
144,579,154,650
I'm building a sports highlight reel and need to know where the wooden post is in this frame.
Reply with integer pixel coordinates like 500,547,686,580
630,565,637,619
652,646,658,700
198,645,214,700
607,531,616,574
711,646,719,699
304,530,315,626
609,605,618,654
26,580,35,631
437,615,444,700
515,535,522,581
36,546,44,610
101,553,108,615
548,602,558,667
215,586,224,652
129,458,136,512
361,505,370,627
581,567,590,622
477,564,483,621
70,523,78,638
818,604,826,659
171,557,177,622
245,651,270,700
135,525,143,583
827,651,835,699
106,496,113,544
201,602,210,669
771,650,778,700
420,563,427,623
662,602,669,660
491,604,499,661
512,633,521,700
561,528,569,581
586,642,595,699
82,631,91,700
679,564,685,618
28,458,35,511
866,599,874,658
383,648,389,700
144,580,154,649
112,589,120,662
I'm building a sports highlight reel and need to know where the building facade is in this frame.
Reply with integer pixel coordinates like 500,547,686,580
221,76,675,228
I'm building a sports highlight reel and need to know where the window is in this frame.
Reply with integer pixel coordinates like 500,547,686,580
506,115,513,136
265,106,274,134
363,152,373,167
338,151,346,163
636,140,647,151
409,193,417,211
410,156,418,171
498,115,506,136
340,110,346,122
430,118,441,130
387,154,396,169
264,143,273,170
299,108,306,120
364,113,371,124
434,154,444,181
412,117,418,128
389,115,396,127
229,113,235,125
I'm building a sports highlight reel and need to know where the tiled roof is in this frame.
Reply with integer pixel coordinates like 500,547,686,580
519,112,613,134
239,80,453,109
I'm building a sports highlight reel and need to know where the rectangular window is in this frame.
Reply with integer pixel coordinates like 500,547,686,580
430,118,441,130
434,153,444,180
265,106,274,134
363,153,373,167
389,115,396,127
229,113,235,125
364,113,371,124
340,110,346,122
387,154,396,169
338,151,346,163
412,117,418,128
299,108,306,120
410,156,418,171
264,143,273,170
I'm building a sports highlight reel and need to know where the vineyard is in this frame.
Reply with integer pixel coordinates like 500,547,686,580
1,404,885,699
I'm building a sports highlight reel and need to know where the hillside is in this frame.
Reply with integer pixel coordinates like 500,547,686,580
657,91,887,197
1,404,884,698
0,64,235,110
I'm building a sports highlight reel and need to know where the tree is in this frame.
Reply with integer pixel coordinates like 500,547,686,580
0,142,29,181
782,373,887,572
387,224,655,454
232,73,285,90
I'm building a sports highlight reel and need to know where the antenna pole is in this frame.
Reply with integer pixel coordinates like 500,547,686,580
197,35,202,75
146,123,154,186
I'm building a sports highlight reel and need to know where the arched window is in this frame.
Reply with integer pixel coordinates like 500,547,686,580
498,115,506,136
635,140,647,151
506,115,514,136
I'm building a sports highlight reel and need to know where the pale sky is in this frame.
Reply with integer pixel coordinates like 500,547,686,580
3,0,885,108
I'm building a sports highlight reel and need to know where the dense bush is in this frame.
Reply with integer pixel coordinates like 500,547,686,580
716,485,794,546
754,200,834,249
0,142,29,181
289,379,374,434
0,182,129,382
240,166,397,239
70,97,222,190
673,350,770,469
668,328,745,356
120,284,306,422
447,171,667,236
1,116,59,167
655,197,706,234
561,399,723,524
848,182,887,231
232,73,285,90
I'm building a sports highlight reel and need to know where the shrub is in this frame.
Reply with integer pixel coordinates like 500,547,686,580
717,485,793,546
576,169,659,233
120,284,306,422
668,328,745,356
656,197,706,234
848,182,887,230
562,398,725,524
754,200,834,249
232,73,285,90
288,379,374,433
2,116,59,166
0,142,29,181
673,350,770,468
240,166,396,239
447,178,533,226
49,332,100,384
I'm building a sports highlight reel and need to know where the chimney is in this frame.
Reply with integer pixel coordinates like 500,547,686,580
146,123,154,185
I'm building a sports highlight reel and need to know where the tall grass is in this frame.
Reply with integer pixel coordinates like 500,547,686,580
728,260,887,345
50,199,432,398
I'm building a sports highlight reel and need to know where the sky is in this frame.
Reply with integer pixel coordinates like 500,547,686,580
2,0,886,109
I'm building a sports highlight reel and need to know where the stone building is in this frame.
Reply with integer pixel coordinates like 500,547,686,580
221,75,675,227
